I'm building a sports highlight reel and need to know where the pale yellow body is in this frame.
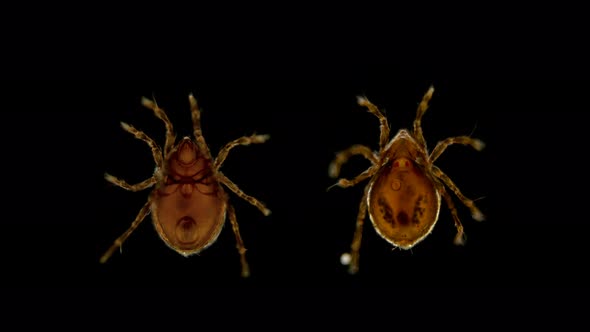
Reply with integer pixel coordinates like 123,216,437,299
368,155,440,249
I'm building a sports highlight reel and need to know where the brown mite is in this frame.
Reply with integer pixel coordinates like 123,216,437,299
101,94,270,277
329,86,485,274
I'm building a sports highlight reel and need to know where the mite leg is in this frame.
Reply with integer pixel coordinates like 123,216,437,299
357,96,390,152
104,174,156,192
189,94,213,161
217,171,271,216
213,134,270,170
119,121,164,169
141,96,176,156
329,164,379,190
431,165,485,221
412,86,435,150
341,185,370,274
227,204,250,278
429,136,485,163
328,144,378,179
100,200,152,263
436,183,466,245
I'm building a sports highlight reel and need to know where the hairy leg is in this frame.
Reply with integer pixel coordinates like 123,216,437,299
357,96,390,152
141,97,176,156
328,144,378,179
100,200,152,263
429,136,485,163
214,134,270,170
217,171,271,216
227,204,250,278
413,86,434,149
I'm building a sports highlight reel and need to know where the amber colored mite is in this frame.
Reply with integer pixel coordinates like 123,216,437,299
101,94,271,277
329,86,485,274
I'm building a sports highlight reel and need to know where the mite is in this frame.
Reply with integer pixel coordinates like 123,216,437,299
329,86,485,274
101,94,271,277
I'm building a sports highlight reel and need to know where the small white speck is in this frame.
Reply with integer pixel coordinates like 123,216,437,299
340,253,351,266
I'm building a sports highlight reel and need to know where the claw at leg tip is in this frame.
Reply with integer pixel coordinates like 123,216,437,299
356,96,369,106
255,134,271,143
188,94,197,105
328,165,338,178
104,173,116,182
140,96,153,107
472,210,485,221
454,235,466,246
474,139,486,151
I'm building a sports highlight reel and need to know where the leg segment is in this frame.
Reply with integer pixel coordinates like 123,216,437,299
189,94,213,161
141,97,176,157
100,200,152,263
328,144,378,178
213,134,270,170
227,204,250,278
120,122,164,169
431,165,485,221
357,96,390,152
331,164,380,189
429,136,485,163
104,174,156,192
342,184,370,274
436,183,466,245
412,86,435,149
216,171,271,216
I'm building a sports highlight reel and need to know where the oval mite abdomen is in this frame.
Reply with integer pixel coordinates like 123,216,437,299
368,161,440,249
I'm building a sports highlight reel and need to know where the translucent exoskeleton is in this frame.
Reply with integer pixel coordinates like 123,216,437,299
329,86,485,274
101,94,271,277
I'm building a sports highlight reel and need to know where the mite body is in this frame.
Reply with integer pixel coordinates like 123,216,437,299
368,140,441,249
151,138,225,255
330,87,485,274
102,95,270,277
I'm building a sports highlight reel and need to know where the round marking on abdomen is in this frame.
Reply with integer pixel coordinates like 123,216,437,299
176,216,199,244
397,211,409,226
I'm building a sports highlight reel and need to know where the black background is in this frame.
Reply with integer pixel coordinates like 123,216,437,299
2,9,590,314
1,10,589,332
3,76,587,293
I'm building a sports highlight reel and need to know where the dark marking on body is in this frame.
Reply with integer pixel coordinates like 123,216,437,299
377,196,395,226
397,211,409,225
412,195,426,225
